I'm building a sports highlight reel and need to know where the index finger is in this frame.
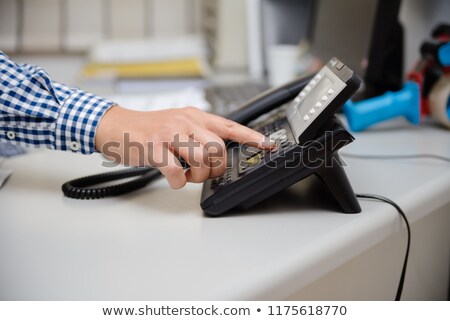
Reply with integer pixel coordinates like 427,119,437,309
204,114,274,148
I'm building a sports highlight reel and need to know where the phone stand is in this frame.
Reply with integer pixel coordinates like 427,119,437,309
314,152,361,213
294,117,361,213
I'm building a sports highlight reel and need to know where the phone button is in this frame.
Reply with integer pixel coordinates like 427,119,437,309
243,145,260,155
246,154,262,166
269,129,286,141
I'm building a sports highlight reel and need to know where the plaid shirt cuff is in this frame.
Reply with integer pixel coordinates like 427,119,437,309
55,87,114,154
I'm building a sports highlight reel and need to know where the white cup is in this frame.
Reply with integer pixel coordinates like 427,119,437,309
267,44,299,87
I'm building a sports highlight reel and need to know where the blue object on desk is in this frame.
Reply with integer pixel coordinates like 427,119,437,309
343,81,421,132
438,42,450,67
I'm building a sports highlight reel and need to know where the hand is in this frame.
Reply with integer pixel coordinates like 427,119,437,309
95,105,272,189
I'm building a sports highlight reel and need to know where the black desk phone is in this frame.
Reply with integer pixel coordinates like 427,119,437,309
62,57,362,215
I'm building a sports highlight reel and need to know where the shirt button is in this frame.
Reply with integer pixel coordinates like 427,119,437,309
70,141,80,152
49,123,56,130
6,131,16,140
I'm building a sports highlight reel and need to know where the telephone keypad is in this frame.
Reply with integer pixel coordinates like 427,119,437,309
210,117,295,189
236,120,294,177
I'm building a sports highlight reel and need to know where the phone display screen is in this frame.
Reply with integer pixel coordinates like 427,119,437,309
296,76,333,113
286,64,347,143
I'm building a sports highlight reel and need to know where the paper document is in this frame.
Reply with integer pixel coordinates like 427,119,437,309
82,35,210,79
82,58,206,78
107,87,211,112
88,35,207,64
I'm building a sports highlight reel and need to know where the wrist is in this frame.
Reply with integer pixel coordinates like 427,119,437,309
95,105,121,152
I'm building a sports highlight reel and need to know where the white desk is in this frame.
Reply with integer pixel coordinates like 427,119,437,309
1,119,449,300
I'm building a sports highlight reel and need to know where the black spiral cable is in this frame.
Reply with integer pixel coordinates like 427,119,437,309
356,193,411,301
61,167,163,199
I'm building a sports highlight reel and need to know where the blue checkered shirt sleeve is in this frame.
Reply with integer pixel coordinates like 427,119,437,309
0,51,115,154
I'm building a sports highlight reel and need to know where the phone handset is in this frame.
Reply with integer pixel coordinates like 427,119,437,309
226,75,313,125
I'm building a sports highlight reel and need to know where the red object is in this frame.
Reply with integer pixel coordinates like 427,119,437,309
407,24,449,116
407,61,429,115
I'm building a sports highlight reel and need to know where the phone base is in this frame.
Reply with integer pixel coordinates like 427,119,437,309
201,117,362,216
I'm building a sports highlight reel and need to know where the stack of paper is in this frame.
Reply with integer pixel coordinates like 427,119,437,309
106,87,211,112
81,35,210,80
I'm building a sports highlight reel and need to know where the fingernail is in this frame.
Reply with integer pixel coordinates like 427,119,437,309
260,137,276,148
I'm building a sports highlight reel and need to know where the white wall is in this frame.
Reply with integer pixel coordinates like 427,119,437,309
0,0,203,53
0,0,19,52
214,0,248,69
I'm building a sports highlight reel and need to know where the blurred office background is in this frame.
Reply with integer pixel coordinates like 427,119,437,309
0,0,449,110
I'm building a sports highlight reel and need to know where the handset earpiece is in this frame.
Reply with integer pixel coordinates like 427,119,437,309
226,75,313,125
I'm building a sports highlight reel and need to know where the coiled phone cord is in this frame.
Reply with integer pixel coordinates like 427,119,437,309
61,167,162,199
